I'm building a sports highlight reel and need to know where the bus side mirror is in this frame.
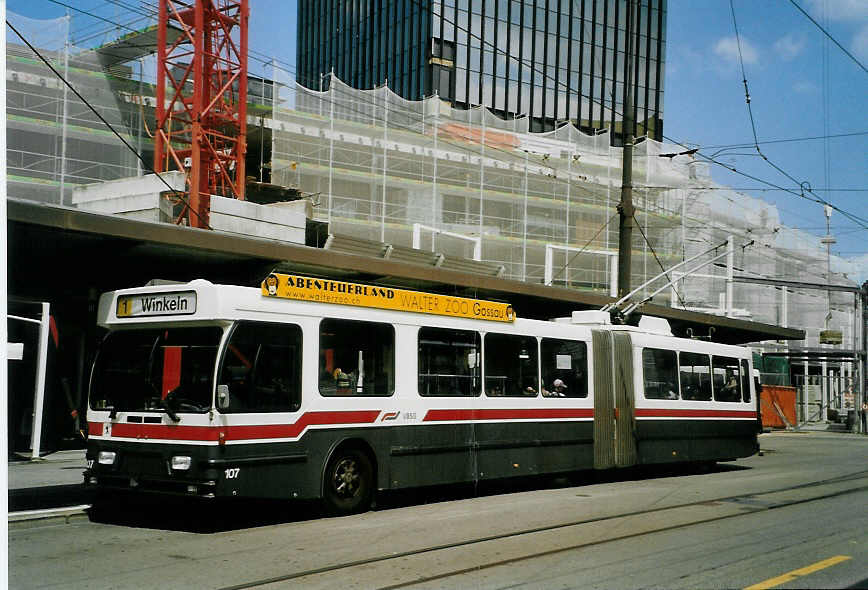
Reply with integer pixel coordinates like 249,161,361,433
216,384,230,410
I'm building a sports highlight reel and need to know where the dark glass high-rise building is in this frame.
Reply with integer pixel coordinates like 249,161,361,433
297,0,666,142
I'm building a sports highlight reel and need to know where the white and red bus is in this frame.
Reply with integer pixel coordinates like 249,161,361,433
85,274,759,514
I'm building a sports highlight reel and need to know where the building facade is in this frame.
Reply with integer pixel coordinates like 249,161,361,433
297,0,666,141
270,72,863,419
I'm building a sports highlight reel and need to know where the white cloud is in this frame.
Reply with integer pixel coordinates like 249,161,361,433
805,0,868,64
774,33,807,60
713,36,759,65
853,23,868,62
805,0,868,22
847,252,868,283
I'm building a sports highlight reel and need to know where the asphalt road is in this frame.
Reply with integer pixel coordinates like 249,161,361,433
9,431,868,590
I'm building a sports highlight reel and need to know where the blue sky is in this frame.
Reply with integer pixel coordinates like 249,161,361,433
7,0,867,280
665,0,868,282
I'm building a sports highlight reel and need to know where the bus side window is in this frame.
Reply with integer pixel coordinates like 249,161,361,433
540,338,588,398
218,322,302,413
418,327,481,397
679,352,712,401
712,355,742,403
642,348,679,400
319,318,394,397
484,333,539,397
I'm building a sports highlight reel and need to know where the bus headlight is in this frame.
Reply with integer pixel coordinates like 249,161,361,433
98,451,117,465
171,456,192,471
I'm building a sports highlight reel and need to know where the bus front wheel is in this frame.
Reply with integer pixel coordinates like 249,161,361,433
323,448,374,515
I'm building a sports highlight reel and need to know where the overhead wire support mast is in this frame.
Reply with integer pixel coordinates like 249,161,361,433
616,0,637,300
155,0,249,229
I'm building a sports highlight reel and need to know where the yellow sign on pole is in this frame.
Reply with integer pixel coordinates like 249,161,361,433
262,273,515,323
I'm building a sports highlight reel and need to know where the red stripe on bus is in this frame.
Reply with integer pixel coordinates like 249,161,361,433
223,410,382,441
90,410,381,442
635,409,757,419
423,408,595,422
106,423,219,441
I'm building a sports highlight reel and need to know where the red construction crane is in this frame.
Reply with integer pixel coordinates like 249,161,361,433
154,0,249,228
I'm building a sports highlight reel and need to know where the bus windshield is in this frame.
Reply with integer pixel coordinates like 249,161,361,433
90,327,223,414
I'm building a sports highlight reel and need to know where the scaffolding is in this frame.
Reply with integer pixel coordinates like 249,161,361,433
6,12,142,205
271,72,679,292
269,70,862,360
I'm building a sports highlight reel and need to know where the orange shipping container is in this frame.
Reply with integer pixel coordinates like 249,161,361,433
760,385,797,429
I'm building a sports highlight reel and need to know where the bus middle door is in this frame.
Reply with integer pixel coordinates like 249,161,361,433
592,330,637,469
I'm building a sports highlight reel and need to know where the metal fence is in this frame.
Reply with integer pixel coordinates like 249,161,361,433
791,373,860,424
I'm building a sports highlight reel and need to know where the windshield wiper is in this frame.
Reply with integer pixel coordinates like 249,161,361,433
162,390,210,421
162,393,181,423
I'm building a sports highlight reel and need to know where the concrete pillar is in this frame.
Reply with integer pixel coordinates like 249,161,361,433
803,361,809,423
821,360,828,422
726,235,734,317
30,302,51,460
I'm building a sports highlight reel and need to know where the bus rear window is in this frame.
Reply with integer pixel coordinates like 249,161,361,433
740,359,752,403
90,327,223,414
712,355,742,402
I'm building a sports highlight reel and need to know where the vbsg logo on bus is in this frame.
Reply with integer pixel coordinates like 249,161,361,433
262,273,515,323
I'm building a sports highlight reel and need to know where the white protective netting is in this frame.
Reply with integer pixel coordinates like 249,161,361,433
6,11,143,205
269,71,861,356
272,71,680,286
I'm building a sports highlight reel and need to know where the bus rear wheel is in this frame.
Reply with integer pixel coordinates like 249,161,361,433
323,448,373,515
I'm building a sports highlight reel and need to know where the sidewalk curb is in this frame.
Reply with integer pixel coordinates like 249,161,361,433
8,505,91,529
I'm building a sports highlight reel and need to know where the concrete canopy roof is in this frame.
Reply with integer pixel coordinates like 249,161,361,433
7,198,805,345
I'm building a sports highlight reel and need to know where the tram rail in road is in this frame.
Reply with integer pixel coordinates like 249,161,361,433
217,470,868,590
9,433,868,590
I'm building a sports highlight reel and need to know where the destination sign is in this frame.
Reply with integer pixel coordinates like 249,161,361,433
262,273,515,323
116,291,197,318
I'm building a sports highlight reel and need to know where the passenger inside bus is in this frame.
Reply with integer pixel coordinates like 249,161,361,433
542,379,568,397
721,372,738,395
483,333,539,397
318,318,395,397
540,339,588,398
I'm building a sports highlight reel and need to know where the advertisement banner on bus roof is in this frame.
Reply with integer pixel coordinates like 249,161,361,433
262,273,515,323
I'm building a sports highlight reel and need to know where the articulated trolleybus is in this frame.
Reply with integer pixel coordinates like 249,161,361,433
85,274,760,514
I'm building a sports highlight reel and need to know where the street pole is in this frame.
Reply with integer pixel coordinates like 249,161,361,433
820,205,835,422
617,0,636,300
862,281,868,433
822,205,835,330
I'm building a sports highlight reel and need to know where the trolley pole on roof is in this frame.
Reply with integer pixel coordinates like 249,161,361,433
616,0,636,299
